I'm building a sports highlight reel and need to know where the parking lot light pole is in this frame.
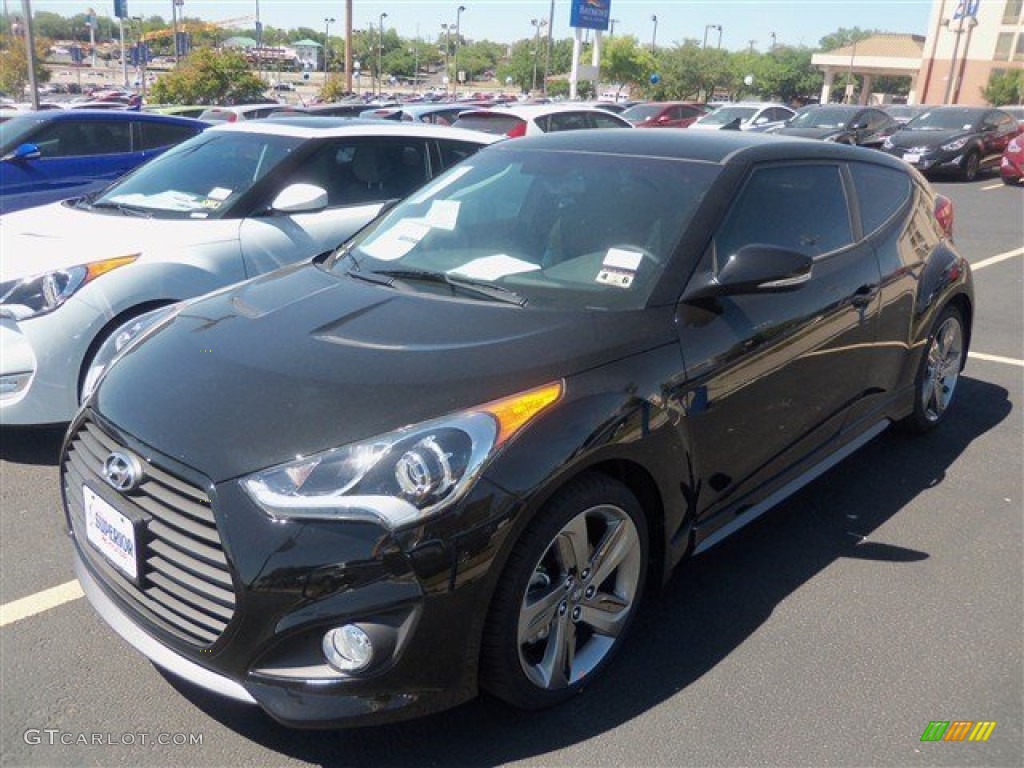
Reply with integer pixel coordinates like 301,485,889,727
441,23,451,95
530,18,547,95
650,15,658,53
453,5,465,98
323,17,334,83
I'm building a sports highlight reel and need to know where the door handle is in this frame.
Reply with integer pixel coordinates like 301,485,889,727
851,284,878,308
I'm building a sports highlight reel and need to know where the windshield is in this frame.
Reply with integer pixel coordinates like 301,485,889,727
905,109,983,131
0,115,47,155
788,107,855,129
325,146,720,311
620,104,665,122
698,107,758,126
92,131,303,218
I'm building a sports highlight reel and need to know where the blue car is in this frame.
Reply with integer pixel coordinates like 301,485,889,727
0,110,207,214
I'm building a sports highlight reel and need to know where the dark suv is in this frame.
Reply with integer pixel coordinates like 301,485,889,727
881,106,1020,181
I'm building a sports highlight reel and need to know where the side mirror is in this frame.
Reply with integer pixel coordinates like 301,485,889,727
684,244,813,300
2,143,41,162
271,183,328,214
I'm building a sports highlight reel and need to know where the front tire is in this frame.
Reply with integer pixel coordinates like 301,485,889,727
900,305,965,434
962,151,980,182
481,473,648,710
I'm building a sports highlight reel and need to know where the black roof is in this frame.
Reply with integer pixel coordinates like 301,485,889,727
487,128,910,171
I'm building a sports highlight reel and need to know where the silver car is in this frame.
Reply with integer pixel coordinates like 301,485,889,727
0,119,498,424
689,102,796,133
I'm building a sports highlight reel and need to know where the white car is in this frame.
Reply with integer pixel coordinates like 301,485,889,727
689,102,796,133
0,119,498,424
452,104,632,137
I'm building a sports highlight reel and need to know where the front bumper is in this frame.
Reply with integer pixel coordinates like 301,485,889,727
888,147,967,174
64,412,517,727
1000,153,1023,182
0,298,106,425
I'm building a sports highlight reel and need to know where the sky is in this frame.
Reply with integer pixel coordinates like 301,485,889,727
18,1,936,52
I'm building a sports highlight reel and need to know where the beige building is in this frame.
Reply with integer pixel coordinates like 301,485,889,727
812,0,1023,105
917,0,1023,104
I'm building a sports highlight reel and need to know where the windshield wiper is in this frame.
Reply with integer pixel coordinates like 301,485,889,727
89,200,153,218
370,268,527,306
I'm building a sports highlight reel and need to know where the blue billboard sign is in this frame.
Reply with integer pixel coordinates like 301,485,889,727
570,0,611,32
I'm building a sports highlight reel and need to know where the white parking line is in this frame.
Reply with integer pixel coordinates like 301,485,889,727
973,247,1024,271
980,182,1005,191
0,580,83,628
969,351,1024,368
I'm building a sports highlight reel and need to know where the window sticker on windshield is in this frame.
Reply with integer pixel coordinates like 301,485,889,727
361,219,431,261
596,268,635,289
449,254,540,280
603,248,644,271
425,200,460,230
208,187,232,201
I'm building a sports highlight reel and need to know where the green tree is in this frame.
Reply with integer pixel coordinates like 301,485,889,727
496,39,536,93
757,46,821,103
148,47,267,105
0,32,52,97
818,27,876,52
982,69,1024,105
600,35,655,98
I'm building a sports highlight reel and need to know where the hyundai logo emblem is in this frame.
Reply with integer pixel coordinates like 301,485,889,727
102,451,143,492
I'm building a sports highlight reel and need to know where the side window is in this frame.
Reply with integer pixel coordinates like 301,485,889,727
30,120,131,157
436,139,484,172
138,121,200,151
591,112,628,129
286,139,431,206
849,162,912,236
680,106,702,119
714,165,853,262
547,113,590,132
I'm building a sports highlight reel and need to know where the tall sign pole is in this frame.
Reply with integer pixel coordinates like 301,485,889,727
568,0,610,99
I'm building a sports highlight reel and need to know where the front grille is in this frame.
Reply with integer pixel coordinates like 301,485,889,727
63,419,236,647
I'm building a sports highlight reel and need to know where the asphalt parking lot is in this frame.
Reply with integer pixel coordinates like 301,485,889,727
1,174,1021,767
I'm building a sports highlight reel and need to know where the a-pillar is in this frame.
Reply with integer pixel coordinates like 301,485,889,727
819,68,835,104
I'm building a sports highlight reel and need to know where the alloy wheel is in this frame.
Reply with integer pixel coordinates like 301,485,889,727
516,503,642,691
921,315,963,423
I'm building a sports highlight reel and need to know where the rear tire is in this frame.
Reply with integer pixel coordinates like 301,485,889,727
481,473,648,710
900,305,965,434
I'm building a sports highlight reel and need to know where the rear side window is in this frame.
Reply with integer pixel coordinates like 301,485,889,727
451,113,523,135
849,163,911,236
545,112,591,132
138,121,200,150
590,112,630,129
437,139,485,171
714,164,853,260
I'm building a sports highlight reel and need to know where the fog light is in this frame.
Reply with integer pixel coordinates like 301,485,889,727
0,372,32,400
323,624,373,673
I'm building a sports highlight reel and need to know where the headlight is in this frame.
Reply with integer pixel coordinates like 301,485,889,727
0,255,138,320
80,303,181,402
941,137,969,152
241,381,564,529
882,137,894,149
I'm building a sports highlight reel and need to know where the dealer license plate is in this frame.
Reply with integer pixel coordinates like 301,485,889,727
84,485,138,580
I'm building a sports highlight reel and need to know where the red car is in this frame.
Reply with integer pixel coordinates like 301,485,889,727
620,101,707,128
1001,134,1023,184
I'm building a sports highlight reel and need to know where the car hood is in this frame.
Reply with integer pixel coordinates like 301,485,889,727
776,126,845,140
0,202,239,281
887,128,969,149
94,262,676,482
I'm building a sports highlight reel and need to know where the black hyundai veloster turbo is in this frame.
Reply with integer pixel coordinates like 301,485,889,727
63,130,973,727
